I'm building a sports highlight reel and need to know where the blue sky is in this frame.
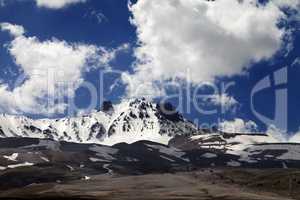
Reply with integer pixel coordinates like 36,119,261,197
0,0,299,136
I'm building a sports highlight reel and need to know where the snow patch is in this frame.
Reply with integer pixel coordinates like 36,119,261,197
40,156,50,162
160,155,175,162
89,146,118,161
89,157,106,162
202,153,217,158
146,144,189,162
3,153,18,162
7,162,34,169
227,160,241,167
83,176,91,181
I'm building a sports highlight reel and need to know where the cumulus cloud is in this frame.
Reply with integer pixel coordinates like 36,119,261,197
123,0,297,97
0,0,87,9
206,94,239,113
0,23,25,37
34,0,86,9
0,23,127,115
265,124,288,142
289,129,300,143
265,125,300,143
219,118,258,133
220,120,300,143
273,0,300,9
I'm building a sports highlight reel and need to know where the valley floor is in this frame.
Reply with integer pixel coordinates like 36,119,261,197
0,168,300,200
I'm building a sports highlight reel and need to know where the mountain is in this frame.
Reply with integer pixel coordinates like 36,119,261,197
0,137,299,179
1,98,299,169
0,99,199,145
0,125,300,199
169,132,300,167
1,137,299,199
169,131,279,153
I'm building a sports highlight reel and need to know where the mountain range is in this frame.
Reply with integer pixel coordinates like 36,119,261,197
0,98,298,168
0,98,199,145
0,99,300,199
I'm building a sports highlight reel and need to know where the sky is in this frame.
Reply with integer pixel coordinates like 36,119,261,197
0,0,299,138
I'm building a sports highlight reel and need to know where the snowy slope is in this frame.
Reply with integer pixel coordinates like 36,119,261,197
169,132,279,154
1,137,300,175
238,143,300,163
191,133,278,153
0,99,199,145
170,132,300,165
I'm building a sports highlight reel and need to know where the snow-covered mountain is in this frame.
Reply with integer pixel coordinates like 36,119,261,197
0,99,199,145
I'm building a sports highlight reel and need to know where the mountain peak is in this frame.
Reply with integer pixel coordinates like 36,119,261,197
0,98,199,145
101,101,114,114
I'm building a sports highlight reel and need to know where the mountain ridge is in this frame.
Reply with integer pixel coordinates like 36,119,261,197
0,98,199,145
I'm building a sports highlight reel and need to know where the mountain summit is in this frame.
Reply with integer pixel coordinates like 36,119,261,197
0,99,199,145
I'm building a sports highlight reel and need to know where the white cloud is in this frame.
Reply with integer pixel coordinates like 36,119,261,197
207,94,239,112
273,0,300,9
265,125,300,143
219,118,258,133
96,43,130,68
220,121,300,144
0,23,127,115
266,124,288,142
34,0,86,9
289,129,300,143
292,58,300,67
123,0,296,97
0,0,87,9
0,23,25,37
